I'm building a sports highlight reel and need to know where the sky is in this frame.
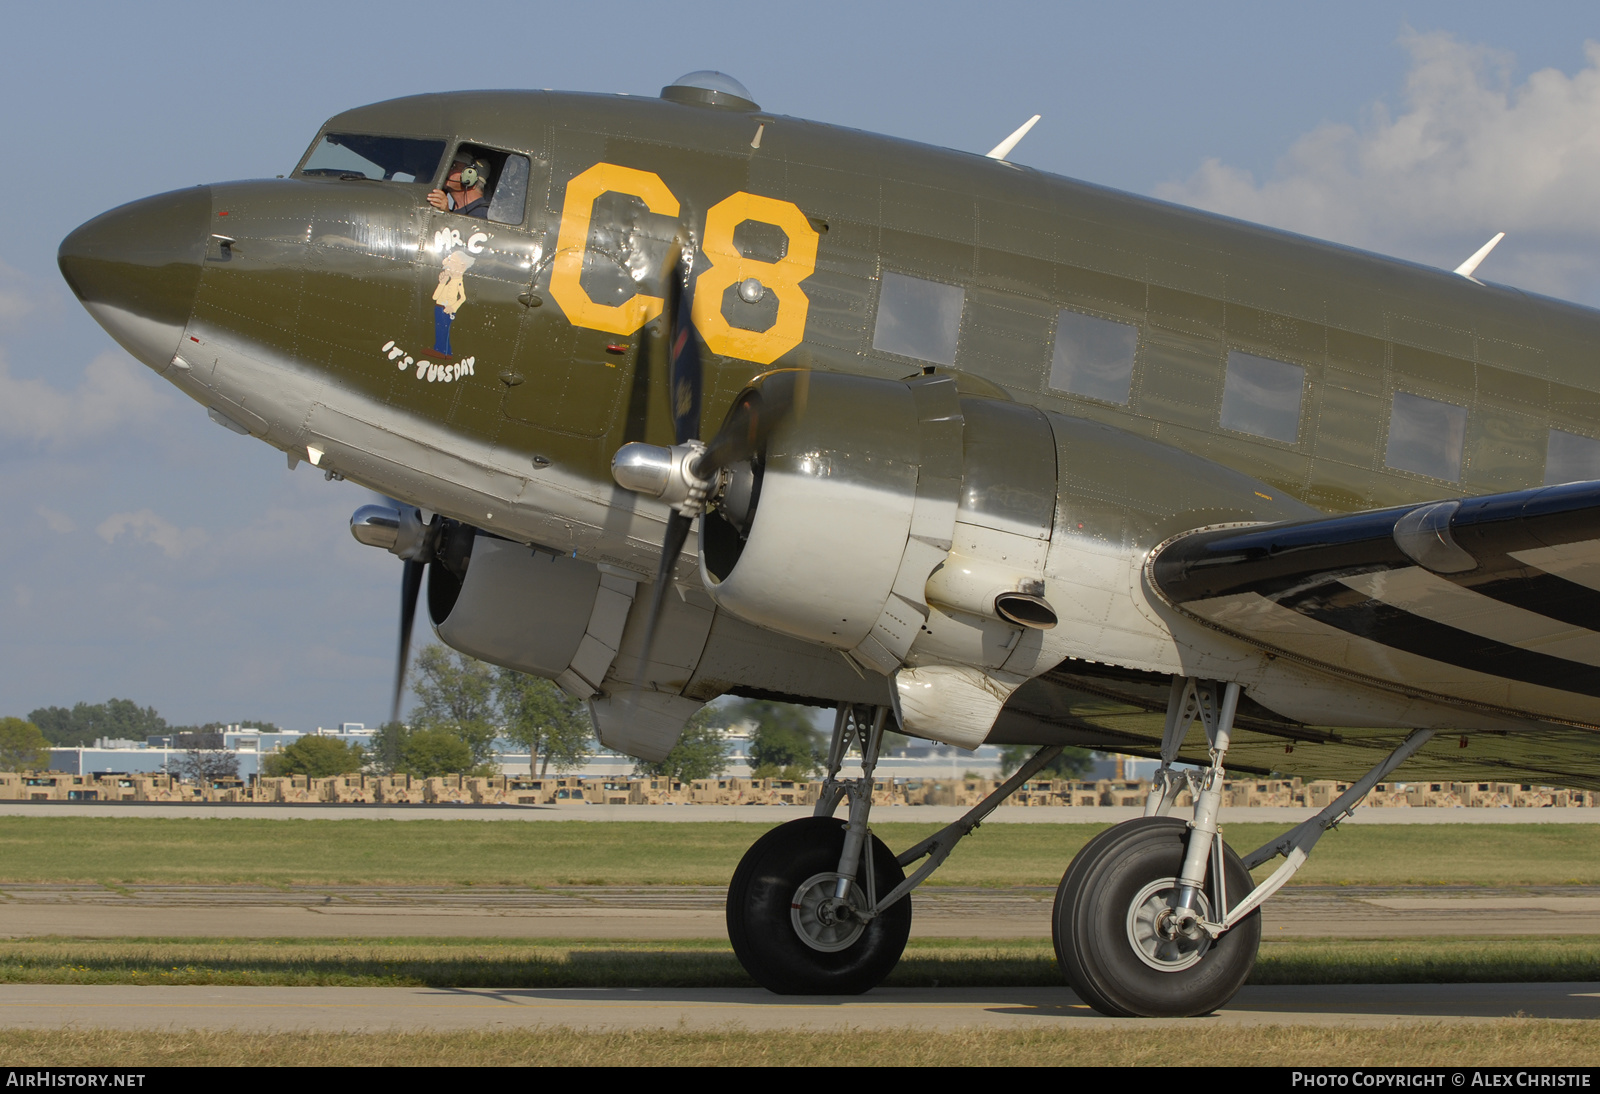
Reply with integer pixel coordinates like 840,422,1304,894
4,1,1600,732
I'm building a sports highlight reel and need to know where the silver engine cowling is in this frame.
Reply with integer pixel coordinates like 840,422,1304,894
697,370,1060,687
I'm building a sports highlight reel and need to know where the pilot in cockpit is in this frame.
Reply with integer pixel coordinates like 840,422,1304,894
427,151,492,219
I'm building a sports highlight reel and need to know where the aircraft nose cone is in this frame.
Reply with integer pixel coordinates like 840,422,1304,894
59,186,210,372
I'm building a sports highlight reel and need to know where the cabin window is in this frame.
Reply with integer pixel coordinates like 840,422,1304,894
873,272,964,365
1386,391,1467,482
1544,429,1600,485
1220,351,1304,443
1048,310,1137,404
298,133,445,183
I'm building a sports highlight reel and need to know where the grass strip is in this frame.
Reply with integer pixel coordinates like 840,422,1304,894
1253,936,1600,986
0,1023,1594,1067
0,817,1596,887
0,935,1594,988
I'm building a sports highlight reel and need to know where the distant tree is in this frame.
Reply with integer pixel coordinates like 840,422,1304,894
178,720,282,734
410,646,499,764
741,700,825,779
496,670,591,776
998,745,1096,780
368,721,408,775
397,729,474,779
0,718,51,772
634,705,728,782
263,736,365,778
177,747,240,785
27,699,167,747
25,706,78,745
882,729,913,753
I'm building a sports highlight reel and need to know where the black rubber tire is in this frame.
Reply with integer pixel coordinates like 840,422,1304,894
1052,817,1260,1017
727,816,912,995
1051,819,1148,1009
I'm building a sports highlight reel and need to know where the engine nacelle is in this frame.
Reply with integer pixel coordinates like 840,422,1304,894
699,370,1059,684
427,534,638,702
700,371,957,675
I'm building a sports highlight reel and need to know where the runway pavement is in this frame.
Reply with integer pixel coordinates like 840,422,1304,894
0,809,1592,1036
1,883,1598,939
0,982,1591,1031
1,802,1597,822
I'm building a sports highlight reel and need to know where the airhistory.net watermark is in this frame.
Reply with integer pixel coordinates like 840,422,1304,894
3,1074,146,1087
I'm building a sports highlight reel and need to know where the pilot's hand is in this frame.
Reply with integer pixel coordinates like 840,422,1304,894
427,189,448,211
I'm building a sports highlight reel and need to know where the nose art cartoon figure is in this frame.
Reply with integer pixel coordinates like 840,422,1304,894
427,250,475,359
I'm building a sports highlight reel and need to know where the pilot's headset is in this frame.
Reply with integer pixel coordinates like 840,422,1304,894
454,153,492,192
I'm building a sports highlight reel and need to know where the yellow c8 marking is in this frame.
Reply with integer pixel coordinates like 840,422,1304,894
693,191,819,365
549,163,680,335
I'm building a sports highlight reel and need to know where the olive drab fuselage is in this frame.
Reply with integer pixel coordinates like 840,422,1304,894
63,84,1600,1017
60,88,1600,789
205,90,1600,527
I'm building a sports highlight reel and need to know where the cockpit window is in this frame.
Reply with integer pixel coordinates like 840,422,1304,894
487,153,529,225
447,143,530,225
298,133,445,182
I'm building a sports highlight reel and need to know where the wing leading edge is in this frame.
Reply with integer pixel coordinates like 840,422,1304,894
1150,480,1600,727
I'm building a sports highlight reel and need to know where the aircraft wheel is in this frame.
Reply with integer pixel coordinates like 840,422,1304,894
1052,816,1260,1017
727,816,912,995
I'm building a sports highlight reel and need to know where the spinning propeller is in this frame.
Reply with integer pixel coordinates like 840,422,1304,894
349,501,445,723
353,230,793,715
611,234,784,676
394,554,425,724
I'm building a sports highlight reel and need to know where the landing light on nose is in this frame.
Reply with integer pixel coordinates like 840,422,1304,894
58,186,211,373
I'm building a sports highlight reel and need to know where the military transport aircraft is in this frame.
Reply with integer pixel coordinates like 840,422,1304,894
57,70,1600,1018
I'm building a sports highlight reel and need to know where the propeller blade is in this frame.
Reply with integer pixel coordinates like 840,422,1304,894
699,383,796,476
699,392,758,475
393,558,424,724
665,240,702,447
632,508,695,687
628,236,704,686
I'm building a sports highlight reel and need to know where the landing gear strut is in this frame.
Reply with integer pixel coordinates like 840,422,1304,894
726,815,911,994
1055,676,1437,1017
1054,816,1260,1016
726,704,910,994
1054,680,1260,1016
726,703,1069,995
725,675,1429,1010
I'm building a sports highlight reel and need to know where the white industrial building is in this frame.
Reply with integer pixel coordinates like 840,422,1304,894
49,720,1146,782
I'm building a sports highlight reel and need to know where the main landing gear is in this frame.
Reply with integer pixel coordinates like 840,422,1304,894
726,815,910,994
723,679,1436,1014
726,702,1068,995
727,705,911,994
1055,678,1437,1016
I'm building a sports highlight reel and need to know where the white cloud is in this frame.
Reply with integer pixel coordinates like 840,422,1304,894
0,259,44,330
1155,31,1600,304
0,350,172,448
95,509,208,559
35,507,75,534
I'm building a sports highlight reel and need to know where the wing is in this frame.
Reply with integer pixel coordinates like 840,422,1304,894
1151,479,1600,721
992,481,1600,790
995,660,1600,790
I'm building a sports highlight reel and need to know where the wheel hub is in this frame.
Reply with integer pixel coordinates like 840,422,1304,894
1126,877,1213,972
790,872,869,952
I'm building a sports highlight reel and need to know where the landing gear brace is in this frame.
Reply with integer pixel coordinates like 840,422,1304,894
722,677,1436,1014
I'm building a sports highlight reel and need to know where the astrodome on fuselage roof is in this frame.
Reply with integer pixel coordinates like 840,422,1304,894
659,70,760,110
